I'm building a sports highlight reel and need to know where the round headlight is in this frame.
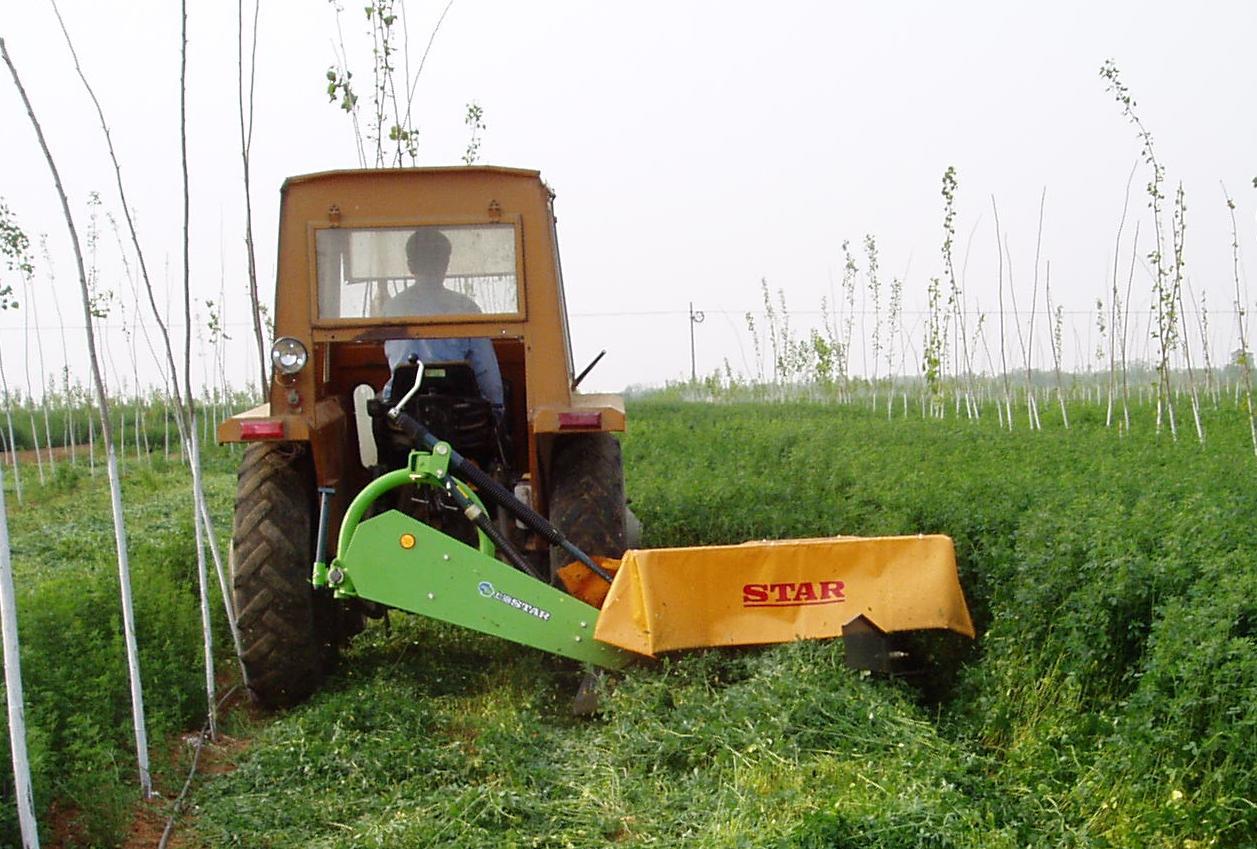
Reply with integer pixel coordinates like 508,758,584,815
271,337,308,375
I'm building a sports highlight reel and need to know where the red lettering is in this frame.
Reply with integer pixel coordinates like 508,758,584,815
744,580,846,606
819,580,845,601
742,584,769,604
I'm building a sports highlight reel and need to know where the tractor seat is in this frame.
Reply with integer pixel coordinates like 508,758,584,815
377,361,499,467
386,360,484,406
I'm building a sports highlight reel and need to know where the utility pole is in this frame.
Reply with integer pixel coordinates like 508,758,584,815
689,302,705,382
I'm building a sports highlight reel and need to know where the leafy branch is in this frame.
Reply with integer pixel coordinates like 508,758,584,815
0,199,33,310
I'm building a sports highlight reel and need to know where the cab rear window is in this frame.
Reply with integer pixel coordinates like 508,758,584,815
315,224,518,320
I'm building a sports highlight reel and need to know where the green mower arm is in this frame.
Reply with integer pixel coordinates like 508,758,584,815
315,448,633,670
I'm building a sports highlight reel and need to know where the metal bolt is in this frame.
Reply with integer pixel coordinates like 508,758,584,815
427,592,435,600
579,621,587,629
435,443,449,455
574,636,582,642
327,567,344,585
443,554,450,561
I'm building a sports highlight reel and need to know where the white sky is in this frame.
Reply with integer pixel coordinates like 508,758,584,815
1,1,1254,397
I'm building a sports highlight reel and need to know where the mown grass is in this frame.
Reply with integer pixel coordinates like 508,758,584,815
186,399,1256,848
195,617,1009,848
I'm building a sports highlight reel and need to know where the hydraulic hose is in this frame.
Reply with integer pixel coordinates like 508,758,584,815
391,411,615,584
439,476,546,581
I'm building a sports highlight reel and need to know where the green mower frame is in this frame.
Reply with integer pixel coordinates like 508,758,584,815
313,443,632,670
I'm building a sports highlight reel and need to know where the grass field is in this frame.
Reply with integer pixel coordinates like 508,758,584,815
3,398,1256,847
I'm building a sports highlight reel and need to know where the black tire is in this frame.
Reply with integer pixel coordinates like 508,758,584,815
548,433,628,580
232,442,328,708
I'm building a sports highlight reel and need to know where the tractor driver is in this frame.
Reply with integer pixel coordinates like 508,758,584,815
383,228,505,420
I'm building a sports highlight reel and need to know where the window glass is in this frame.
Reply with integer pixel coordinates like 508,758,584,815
316,224,518,319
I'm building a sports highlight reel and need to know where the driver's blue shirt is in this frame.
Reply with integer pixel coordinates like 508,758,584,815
382,283,505,416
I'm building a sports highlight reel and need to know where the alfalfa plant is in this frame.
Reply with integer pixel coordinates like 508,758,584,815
1101,58,1182,439
1106,162,1139,432
1094,296,1108,407
865,234,882,409
0,201,25,310
885,273,903,419
839,241,858,400
941,166,977,420
18,243,56,480
1191,287,1218,409
745,279,798,392
1023,190,1046,430
22,249,55,475
991,196,1014,429
744,308,765,384
108,209,168,462
1167,184,1205,443
996,192,1043,430
14,252,47,486
773,288,814,386
39,236,80,463
922,276,946,417
1044,263,1069,428
760,278,781,383
0,199,29,501
1223,183,1256,455
0,363,21,504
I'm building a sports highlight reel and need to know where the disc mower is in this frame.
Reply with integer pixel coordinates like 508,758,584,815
219,167,973,707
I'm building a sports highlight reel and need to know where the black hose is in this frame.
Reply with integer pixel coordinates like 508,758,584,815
393,412,615,583
441,477,545,581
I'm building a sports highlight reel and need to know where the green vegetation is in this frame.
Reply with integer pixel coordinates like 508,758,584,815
177,399,1254,848
0,448,237,847
0,397,1252,846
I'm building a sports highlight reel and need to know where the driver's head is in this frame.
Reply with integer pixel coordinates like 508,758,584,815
405,228,453,281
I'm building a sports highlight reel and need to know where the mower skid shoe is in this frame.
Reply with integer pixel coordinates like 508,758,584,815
571,670,604,716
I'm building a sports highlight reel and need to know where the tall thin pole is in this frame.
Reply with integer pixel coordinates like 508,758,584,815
689,302,704,382
2,36,152,797
0,469,40,849
48,0,246,675
180,0,219,728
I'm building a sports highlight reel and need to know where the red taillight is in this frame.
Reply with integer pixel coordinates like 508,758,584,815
240,419,285,440
558,411,602,429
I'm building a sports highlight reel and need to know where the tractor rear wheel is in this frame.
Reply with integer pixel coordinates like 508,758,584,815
548,433,629,581
232,442,329,708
